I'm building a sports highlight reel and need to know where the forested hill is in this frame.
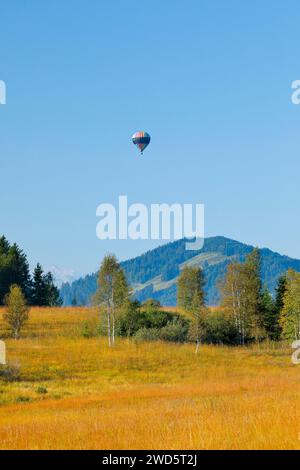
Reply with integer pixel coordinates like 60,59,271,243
60,236,300,306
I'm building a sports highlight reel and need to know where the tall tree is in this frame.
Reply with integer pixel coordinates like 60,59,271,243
190,290,207,353
0,239,32,304
32,263,48,306
220,249,264,344
260,275,286,341
280,269,300,341
44,272,62,306
0,235,10,255
94,254,130,346
0,236,10,304
3,285,30,339
244,248,264,340
260,285,277,340
177,266,205,313
177,266,206,353
220,262,249,345
32,264,62,306
275,275,287,317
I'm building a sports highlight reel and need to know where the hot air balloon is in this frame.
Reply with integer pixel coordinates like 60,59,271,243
132,131,151,155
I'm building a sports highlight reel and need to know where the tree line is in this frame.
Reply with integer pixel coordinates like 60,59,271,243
94,249,300,349
3,238,300,345
218,248,300,344
0,235,61,307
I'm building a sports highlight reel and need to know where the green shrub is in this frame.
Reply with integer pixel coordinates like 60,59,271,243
203,311,239,345
159,320,189,343
0,362,21,382
117,301,147,336
134,327,161,343
80,320,100,338
36,386,48,395
118,299,190,340
15,395,30,403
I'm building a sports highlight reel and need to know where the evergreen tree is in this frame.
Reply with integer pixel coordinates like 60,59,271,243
32,264,62,306
44,272,62,306
275,275,287,316
260,275,287,341
32,263,48,306
260,285,278,340
0,236,10,303
0,238,32,304
0,235,10,255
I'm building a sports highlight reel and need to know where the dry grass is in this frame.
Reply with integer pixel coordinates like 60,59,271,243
0,307,299,450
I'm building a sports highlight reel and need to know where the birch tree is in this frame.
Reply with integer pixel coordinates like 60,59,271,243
220,262,249,345
220,249,264,345
177,266,205,352
177,266,205,312
190,291,207,353
94,255,130,346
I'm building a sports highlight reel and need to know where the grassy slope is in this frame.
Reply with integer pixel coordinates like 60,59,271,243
0,307,299,450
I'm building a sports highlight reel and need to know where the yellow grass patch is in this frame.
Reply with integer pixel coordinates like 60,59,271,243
0,307,299,449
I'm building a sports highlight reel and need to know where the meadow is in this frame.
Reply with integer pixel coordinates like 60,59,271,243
0,307,299,450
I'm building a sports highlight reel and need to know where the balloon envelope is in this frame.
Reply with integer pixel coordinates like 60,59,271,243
132,131,151,154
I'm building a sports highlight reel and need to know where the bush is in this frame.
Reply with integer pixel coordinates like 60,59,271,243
36,386,48,395
203,311,239,345
81,321,93,338
15,395,30,403
80,320,100,338
0,362,21,382
117,299,190,341
159,320,189,343
134,327,161,343
117,301,147,336
133,320,189,344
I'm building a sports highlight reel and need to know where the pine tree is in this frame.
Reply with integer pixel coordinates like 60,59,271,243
0,235,10,255
0,236,10,303
44,272,62,306
0,239,32,304
32,264,62,306
275,275,287,316
32,263,48,306
260,275,287,341
260,285,278,340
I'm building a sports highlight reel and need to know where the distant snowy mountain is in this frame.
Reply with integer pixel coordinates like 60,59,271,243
48,265,81,287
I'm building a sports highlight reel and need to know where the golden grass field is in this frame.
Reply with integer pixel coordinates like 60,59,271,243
0,307,299,450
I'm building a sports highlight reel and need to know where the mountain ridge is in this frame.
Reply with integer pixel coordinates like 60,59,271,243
60,236,300,306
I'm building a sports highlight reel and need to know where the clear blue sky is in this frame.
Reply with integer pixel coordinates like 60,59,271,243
0,0,299,275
